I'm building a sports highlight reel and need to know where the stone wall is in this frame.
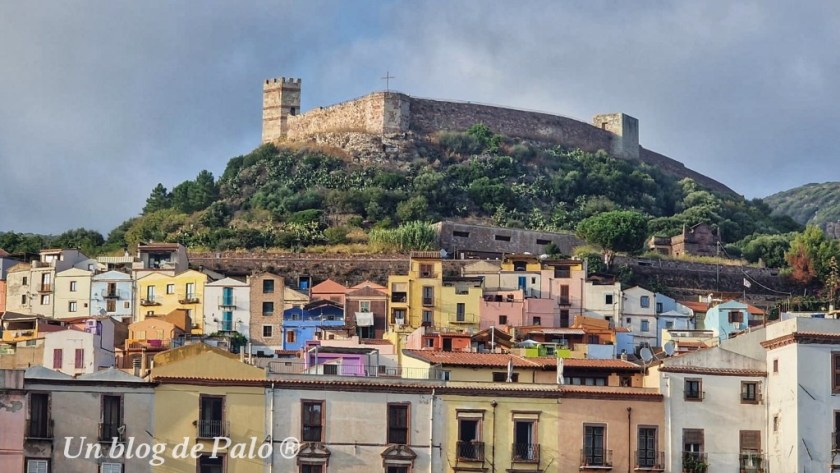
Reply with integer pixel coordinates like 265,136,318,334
286,92,409,139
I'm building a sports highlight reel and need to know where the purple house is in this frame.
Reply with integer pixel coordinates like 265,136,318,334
303,342,383,377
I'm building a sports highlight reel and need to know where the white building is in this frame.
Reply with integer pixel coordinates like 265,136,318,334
203,277,251,337
582,278,622,325
621,286,658,349
41,318,118,375
53,267,94,319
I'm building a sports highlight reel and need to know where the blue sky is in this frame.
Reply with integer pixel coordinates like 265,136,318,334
1,1,839,234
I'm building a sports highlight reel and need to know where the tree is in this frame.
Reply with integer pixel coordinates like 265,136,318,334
143,183,171,214
576,210,649,266
740,233,793,268
53,228,105,256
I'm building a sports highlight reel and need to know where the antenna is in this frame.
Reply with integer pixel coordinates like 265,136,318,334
663,341,676,356
640,347,654,363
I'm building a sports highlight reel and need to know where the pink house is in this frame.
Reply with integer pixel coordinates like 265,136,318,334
0,369,25,473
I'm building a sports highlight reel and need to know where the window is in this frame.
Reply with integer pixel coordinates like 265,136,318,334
456,303,466,322
68,301,77,312
27,393,51,439
263,326,273,338
513,419,538,461
100,395,123,442
422,286,434,306
197,455,224,473
74,349,84,369
185,282,196,298
640,295,650,308
656,302,663,313
262,301,274,316
392,309,406,324
457,413,483,460
739,430,761,469
665,321,674,329
419,264,433,277
359,300,371,312
69,281,77,292
536,238,551,245
729,311,743,323
492,372,519,382
683,429,705,467
124,301,130,309
640,320,650,332
21,294,27,305
453,231,470,238
302,401,324,442
22,276,28,285
100,463,122,473
387,404,409,445
166,283,175,294
494,234,511,242
583,425,607,466
106,299,117,312
40,295,50,305
286,331,296,344
773,359,779,373
198,395,225,438
741,382,759,403
554,266,571,278
605,294,614,305
422,310,433,324
386,468,407,473
52,349,62,369
263,279,275,293
146,286,155,301
685,379,702,400
323,364,338,375
834,353,840,393
559,285,570,305
558,310,569,328
637,427,658,468
26,459,49,473
499,315,508,325
533,316,541,326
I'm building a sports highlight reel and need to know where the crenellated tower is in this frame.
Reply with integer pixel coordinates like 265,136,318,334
262,76,302,143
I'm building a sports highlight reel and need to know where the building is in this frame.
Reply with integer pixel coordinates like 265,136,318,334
4,249,93,317
135,269,207,333
281,299,345,351
131,242,188,278
42,317,122,375
621,286,659,350
248,272,286,356
0,369,25,472
345,283,387,339
0,249,22,313
582,275,622,324
121,310,190,370
435,220,583,258
648,223,722,258
1,312,67,345
204,277,250,336
310,278,349,306
703,300,751,342
90,270,134,321
53,267,94,319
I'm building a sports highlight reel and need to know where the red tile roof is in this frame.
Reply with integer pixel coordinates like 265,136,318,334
402,350,641,371
659,366,766,377
0,249,9,257
680,301,710,312
311,278,349,294
352,280,387,291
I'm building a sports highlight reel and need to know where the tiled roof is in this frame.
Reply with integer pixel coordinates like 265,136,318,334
679,301,710,312
402,350,641,371
658,366,767,377
352,280,387,291
0,248,9,257
346,286,387,298
531,357,643,370
311,278,349,294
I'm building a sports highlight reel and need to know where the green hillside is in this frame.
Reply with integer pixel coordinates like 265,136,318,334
764,182,840,228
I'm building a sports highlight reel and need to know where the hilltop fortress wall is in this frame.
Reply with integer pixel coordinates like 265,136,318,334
264,78,734,194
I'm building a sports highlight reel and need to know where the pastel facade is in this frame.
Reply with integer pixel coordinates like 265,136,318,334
123,315,187,369
310,278,349,306
0,369,25,473
248,272,286,356
53,267,93,319
90,270,134,320
136,270,207,333
204,277,250,336
621,286,658,349
132,242,188,278
42,321,117,375
4,249,92,317
704,300,750,342
281,300,344,351
345,284,387,339
0,252,22,313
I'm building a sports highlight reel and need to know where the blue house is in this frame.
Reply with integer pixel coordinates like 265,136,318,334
281,299,345,350
703,300,750,341
90,270,134,320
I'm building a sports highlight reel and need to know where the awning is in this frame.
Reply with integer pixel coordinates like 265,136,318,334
355,312,374,327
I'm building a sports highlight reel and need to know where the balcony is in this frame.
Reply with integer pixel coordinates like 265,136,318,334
101,289,122,299
99,422,125,443
558,296,572,306
739,452,765,473
422,297,434,307
126,339,173,351
140,298,160,306
419,272,438,279
196,419,229,438
25,419,53,440
580,448,612,469
832,431,840,453
218,296,236,308
450,314,476,324
38,284,53,293
512,443,540,463
179,293,200,304
456,440,484,461
635,450,665,470
681,451,708,473
391,292,407,303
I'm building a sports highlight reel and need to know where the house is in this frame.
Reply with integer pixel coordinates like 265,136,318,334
131,242,188,278
0,369,25,472
22,366,154,473
90,270,134,322
647,222,722,257
42,317,123,375
53,267,94,319
0,250,22,314
620,286,659,350
310,278,349,306
281,299,345,351
0,312,67,344
121,310,189,370
203,277,250,336
704,300,751,341
345,283,388,339
3,249,93,317
582,274,622,325
248,272,286,356
434,220,583,258
135,269,207,333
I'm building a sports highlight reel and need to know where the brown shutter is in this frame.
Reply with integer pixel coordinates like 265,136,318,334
739,430,761,451
683,429,704,444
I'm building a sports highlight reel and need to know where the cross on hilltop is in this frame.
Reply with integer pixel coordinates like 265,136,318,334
381,71,395,92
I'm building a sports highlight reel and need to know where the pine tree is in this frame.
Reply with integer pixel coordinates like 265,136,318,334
143,183,172,214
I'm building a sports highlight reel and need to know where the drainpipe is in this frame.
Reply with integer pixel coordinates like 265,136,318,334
627,407,632,473
269,382,275,473
429,388,436,473
491,400,497,473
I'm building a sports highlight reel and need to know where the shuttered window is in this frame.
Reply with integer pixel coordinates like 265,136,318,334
52,349,62,369
740,430,761,452
74,349,84,369
683,429,704,451
833,353,840,392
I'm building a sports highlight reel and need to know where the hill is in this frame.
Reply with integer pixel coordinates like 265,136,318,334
764,182,840,237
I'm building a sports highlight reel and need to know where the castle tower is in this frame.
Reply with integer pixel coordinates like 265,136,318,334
592,113,639,160
262,77,302,143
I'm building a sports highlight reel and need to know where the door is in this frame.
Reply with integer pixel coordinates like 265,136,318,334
518,276,526,290
638,427,656,467
222,287,233,306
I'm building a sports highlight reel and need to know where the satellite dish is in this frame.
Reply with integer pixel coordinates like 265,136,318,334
640,347,654,363
99,308,107,316
440,249,448,258
664,341,676,356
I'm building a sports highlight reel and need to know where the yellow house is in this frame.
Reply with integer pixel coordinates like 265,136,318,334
151,343,267,473
387,252,483,333
136,269,207,334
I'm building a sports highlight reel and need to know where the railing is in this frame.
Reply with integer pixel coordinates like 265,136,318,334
419,272,439,279
739,452,766,472
197,419,229,438
635,450,664,470
832,431,840,452
450,314,478,324
101,289,126,299
99,422,125,443
391,293,407,303
219,320,233,332
127,339,173,350
218,296,236,308
580,448,612,468
685,390,705,401
456,440,484,461
140,298,160,306
681,451,708,473
38,284,52,293
179,293,200,304
422,297,434,306
558,296,571,306
25,419,53,440
512,443,540,462
267,361,441,380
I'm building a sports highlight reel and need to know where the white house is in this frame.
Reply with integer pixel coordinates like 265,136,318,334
203,277,251,337
621,286,658,350
583,278,622,325
42,319,117,375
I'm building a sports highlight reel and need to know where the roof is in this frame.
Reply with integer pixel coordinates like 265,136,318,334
658,366,766,377
346,286,388,298
0,249,9,257
77,368,147,383
138,243,181,251
402,350,641,371
679,301,710,313
311,278,349,294
25,366,73,380
351,280,386,291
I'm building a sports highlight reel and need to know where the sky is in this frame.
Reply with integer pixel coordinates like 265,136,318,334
1,1,839,235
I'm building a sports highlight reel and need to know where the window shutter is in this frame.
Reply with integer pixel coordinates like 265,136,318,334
75,348,84,369
740,430,761,451
27,460,48,473
53,349,62,369
683,429,704,445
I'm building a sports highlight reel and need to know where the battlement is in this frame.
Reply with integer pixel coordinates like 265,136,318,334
264,77,302,89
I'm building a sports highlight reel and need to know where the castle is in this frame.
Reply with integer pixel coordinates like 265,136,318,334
261,76,734,194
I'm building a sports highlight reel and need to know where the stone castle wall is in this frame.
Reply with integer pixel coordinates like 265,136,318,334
286,92,409,139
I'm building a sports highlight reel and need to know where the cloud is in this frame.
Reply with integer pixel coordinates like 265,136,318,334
1,1,839,234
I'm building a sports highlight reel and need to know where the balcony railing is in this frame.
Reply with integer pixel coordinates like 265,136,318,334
197,419,229,438
266,361,442,380
419,272,439,279
178,293,200,304
38,284,53,293
450,313,477,324
681,451,708,473
832,431,840,452
126,339,173,350
635,450,665,470
218,296,236,308
739,452,765,472
391,292,407,303
25,419,53,440
580,448,612,468
101,289,124,299
140,298,160,306
512,443,540,462
456,440,484,461
558,296,571,306
99,422,125,443
422,297,434,306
